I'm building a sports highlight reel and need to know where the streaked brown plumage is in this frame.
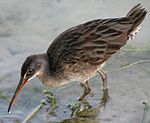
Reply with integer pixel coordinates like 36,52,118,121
8,4,147,113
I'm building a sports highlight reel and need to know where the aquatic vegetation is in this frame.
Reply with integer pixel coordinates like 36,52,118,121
22,89,57,123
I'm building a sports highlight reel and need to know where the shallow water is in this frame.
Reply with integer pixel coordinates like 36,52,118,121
0,0,150,123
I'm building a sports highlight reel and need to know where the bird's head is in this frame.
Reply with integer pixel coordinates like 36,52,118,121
8,54,48,113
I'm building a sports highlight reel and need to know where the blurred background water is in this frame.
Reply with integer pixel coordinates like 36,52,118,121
0,0,150,123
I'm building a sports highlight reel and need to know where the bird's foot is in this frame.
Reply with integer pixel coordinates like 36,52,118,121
67,102,81,117
67,100,92,117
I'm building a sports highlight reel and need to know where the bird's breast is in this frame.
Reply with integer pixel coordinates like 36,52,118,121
37,73,73,87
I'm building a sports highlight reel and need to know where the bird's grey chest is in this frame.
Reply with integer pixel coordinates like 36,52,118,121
37,73,58,87
37,72,70,87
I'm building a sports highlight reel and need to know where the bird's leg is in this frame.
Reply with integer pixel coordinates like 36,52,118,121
97,69,108,90
100,88,110,105
97,69,110,102
78,81,91,101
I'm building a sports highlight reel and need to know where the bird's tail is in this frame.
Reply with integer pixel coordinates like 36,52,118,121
126,3,147,36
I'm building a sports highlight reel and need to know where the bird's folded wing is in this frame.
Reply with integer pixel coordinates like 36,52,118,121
47,17,133,67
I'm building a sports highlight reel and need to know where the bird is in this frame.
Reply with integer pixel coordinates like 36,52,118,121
8,3,147,113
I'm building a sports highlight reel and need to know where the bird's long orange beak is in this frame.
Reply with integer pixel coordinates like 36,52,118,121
8,77,28,113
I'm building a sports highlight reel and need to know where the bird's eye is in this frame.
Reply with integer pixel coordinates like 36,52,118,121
27,68,34,75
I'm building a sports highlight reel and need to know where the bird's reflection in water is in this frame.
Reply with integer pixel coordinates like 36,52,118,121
61,89,110,123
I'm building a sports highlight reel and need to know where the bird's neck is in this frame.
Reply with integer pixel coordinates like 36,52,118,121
37,53,50,75
36,53,58,86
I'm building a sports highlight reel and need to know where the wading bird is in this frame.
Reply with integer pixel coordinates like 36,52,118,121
8,4,147,113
